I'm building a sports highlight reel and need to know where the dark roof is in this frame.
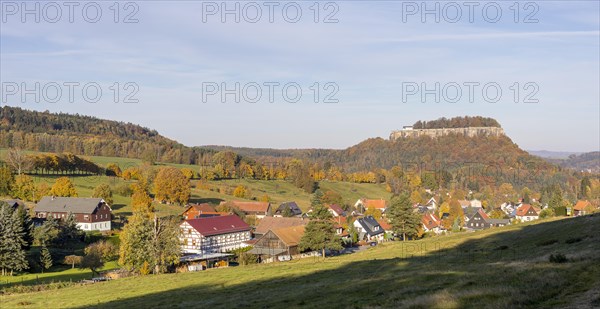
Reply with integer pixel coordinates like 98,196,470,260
2,199,25,208
463,206,483,218
185,215,251,237
357,216,384,236
275,202,302,216
35,197,105,214
328,204,345,216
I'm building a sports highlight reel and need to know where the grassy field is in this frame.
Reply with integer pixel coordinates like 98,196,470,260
2,149,391,216
0,262,119,287
1,215,599,308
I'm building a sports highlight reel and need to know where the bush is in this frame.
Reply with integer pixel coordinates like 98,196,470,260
549,253,568,263
537,239,558,247
114,183,133,196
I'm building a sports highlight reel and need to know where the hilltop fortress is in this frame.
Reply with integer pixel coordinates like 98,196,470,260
390,126,505,140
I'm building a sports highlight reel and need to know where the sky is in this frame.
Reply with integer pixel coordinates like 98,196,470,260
1,1,599,152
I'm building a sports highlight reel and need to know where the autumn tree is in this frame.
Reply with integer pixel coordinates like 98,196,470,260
443,199,464,230
0,166,14,196
5,148,32,175
105,163,122,177
49,177,77,197
299,204,342,259
12,174,35,202
64,255,83,269
92,184,113,205
81,243,104,277
387,193,421,241
153,167,190,205
131,187,154,213
119,213,180,274
233,185,251,199
322,190,343,206
180,168,195,180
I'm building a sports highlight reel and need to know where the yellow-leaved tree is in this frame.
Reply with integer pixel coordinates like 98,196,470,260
153,167,190,205
49,177,77,197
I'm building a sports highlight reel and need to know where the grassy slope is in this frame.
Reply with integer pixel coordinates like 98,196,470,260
2,149,391,216
1,215,599,308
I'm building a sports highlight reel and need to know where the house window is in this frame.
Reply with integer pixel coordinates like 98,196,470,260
84,215,89,221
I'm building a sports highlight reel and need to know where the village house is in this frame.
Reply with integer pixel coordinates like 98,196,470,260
515,204,539,222
249,225,306,262
573,200,594,217
253,216,308,238
182,203,226,220
465,209,510,230
422,213,444,234
376,218,394,239
327,204,346,217
353,216,385,242
180,215,251,254
34,196,112,231
355,198,387,213
273,201,303,217
220,201,271,218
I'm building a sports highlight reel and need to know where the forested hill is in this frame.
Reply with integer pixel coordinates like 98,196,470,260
0,106,215,164
545,152,600,173
206,133,553,174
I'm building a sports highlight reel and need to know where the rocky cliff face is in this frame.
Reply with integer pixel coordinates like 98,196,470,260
390,127,505,140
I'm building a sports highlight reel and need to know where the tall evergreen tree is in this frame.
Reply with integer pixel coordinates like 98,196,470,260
40,245,53,273
299,205,342,258
387,193,421,241
0,204,29,276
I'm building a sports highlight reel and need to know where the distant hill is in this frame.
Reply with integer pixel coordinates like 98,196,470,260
546,152,600,173
528,150,583,159
0,106,215,165
206,116,556,181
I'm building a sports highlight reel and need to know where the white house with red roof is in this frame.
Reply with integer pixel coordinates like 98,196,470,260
515,204,539,221
422,213,444,234
180,215,251,254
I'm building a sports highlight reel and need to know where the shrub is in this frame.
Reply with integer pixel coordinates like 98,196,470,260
549,253,568,263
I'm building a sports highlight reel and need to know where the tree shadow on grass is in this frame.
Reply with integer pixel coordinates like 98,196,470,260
189,197,224,205
11,215,600,308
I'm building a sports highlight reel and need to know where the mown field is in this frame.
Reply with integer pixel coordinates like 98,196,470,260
1,215,599,308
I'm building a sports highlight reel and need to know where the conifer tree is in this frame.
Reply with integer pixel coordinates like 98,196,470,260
0,203,29,276
40,245,52,273
387,193,421,241
299,204,342,259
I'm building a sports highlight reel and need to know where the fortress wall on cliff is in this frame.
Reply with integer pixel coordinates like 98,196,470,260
389,127,505,140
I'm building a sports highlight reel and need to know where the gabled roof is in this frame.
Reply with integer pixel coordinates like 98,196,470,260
271,225,305,247
221,201,270,214
35,197,105,214
254,217,308,235
356,216,384,236
275,201,302,216
422,213,442,230
476,208,490,220
2,199,25,209
364,199,387,210
328,204,345,216
516,204,538,216
185,203,215,213
574,200,592,211
185,215,251,237
376,218,392,231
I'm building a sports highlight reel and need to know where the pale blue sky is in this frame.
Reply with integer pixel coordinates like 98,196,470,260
1,1,598,151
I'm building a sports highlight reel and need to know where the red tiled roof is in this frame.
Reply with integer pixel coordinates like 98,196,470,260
516,204,538,216
574,200,592,211
328,204,345,215
477,209,490,220
186,215,251,237
376,218,392,231
222,201,270,214
422,213,441,230
182,203,225,219
365,199,387,209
